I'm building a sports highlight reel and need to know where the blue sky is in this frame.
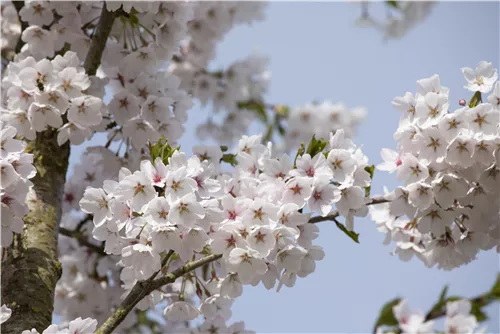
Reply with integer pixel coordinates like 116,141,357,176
68,2,500,333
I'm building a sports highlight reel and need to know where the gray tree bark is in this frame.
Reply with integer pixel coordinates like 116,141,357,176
1,4,116,333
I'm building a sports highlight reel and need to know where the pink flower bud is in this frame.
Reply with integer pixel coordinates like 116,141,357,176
459,99,466,106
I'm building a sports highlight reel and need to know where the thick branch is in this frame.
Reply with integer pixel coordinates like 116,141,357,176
83,3,117,76
308,196,388,224
95,254,223,334
1,129,70,334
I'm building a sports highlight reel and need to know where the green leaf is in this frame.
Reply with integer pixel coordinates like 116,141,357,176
490,273,500,298
438,285,449,304
274,105,290,117
305,135,328,157
335,221,360,244
373,298,401,330
426,285,449,319
221,153,238,166
468,91,482,108
433,294,489,323
276,121,286,136
264,124,273,143
364,165,375,197
386,1,399,9
293,143,306,168
149,137,180,165
237,100,268,122
220,145,229,153
471,303,488,322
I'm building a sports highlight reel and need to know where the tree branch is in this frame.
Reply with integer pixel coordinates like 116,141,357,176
83,3,117,76
424,292,496,322
96,194,389,333
95,253,223,334
150,254,223,291
12,1,28,54
308,196,388,224
59,227,105,256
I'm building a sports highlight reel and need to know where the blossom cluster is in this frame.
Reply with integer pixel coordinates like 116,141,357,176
1,1,269,152
0,121,36,247
355,2,436,40
70,131,371,327
171,53,270,145
0,305,98,334
283,101,366,152
371,61,500,270
0,1,20,56
376,298,485,334
1,51,104,145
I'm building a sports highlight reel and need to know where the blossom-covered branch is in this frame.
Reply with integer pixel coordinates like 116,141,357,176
370,62,500,270
95,253,223,334
374,273,500,334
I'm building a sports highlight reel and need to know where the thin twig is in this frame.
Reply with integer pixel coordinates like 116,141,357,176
308,196,389,224
59,227,106,256
95,253,222,334
75,214,92,231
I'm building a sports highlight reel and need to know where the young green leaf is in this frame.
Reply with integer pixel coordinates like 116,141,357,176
221,153,238,166
373,298,401,330
305,135,328,157
335,220,360,243
386,1,400,9
468,91,482,108
364,165,375,197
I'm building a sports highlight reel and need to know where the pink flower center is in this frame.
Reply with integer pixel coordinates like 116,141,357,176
395,157,402,167
228,210,237,220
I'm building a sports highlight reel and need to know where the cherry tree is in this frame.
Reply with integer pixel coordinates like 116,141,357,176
1,1,499,334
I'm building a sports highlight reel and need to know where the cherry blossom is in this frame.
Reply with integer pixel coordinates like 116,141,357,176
372,63,500,270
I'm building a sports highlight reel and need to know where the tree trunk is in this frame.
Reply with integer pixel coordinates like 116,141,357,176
1,130,70,333
1,3,116,332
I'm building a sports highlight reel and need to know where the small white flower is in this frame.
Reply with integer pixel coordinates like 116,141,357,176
114,171,157,212
247,226,275,257
377,148,402,173
333,183,365,216
227,248,268,284
168,193,205,228
67,96,102,127
281,176,313,208
220,273,243,298
327,149,356,182
0,304,12,324
487,81,500,109
397,154,429,184
163,301,200,322
67,317,98,334
79,187,113,226
308,176,336,216
28,103,62,132
407,182,434,211
461,61,498,93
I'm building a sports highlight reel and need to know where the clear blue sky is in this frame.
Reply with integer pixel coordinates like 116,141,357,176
68,2,500,332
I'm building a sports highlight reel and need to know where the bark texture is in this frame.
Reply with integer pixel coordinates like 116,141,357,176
1,130,70,333
1,3,116,333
